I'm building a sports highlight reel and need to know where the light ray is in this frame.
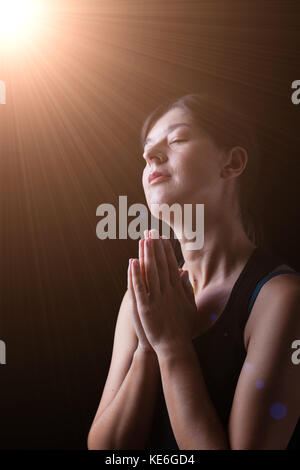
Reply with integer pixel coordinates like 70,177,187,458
0,0,46,52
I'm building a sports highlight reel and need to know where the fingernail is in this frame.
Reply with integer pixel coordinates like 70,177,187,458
150,229,159,239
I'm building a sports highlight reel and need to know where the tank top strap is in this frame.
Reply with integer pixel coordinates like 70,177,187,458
248,269,300,313
226,246,289,333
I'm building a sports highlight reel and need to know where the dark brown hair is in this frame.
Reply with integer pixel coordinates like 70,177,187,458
140,92,264,247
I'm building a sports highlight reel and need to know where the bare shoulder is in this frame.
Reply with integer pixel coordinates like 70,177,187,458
230,264,300,449
261,263,300,295
244,263,300,351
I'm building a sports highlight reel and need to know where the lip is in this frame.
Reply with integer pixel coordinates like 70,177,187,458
148,171,171,185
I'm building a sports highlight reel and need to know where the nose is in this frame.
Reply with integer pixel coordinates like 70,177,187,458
143,147,167,166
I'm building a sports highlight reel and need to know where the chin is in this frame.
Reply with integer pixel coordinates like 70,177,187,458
146,193,183,220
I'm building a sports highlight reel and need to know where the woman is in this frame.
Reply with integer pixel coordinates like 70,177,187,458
87,93,300,450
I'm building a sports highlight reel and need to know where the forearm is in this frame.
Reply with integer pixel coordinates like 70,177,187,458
157,343,230,450
88,347,161,450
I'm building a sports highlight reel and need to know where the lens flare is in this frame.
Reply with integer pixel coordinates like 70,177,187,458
0,0,45,50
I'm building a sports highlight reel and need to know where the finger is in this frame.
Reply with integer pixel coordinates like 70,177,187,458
144,238,160,295
152,238,170,291
131,259,149,313
149,229,169,286
161,238,181,286
139,238,147,291
128,259,139,323
127,259,137,306
149,229,159,239
149,229,170,290
128,259,148,340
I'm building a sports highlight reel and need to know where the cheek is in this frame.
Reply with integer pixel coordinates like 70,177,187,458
172,156,205,184
142,170,148,190
142,172,151,201
179,145,220,183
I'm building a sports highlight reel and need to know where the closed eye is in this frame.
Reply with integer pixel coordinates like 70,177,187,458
170,139,187,144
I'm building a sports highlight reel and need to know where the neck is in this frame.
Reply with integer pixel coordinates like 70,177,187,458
173,210,256,294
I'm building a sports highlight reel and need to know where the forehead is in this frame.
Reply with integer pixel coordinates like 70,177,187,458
145,107,192,145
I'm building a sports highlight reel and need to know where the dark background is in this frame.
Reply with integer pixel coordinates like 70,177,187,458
0,0,299,449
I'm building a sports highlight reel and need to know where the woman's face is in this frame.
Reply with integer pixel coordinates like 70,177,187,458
142,106,226,216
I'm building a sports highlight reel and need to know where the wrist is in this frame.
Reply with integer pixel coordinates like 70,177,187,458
135,343,157,357
156,340,196,364
134,345,160,372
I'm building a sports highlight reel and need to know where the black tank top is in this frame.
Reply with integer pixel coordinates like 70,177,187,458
146,245,300,450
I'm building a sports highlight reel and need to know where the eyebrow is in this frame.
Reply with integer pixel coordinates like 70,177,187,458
144,123,191,146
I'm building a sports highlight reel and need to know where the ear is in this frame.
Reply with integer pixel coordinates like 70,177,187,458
220,146,248,180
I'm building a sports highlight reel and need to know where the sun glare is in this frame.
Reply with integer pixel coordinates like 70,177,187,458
0,0,45,50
